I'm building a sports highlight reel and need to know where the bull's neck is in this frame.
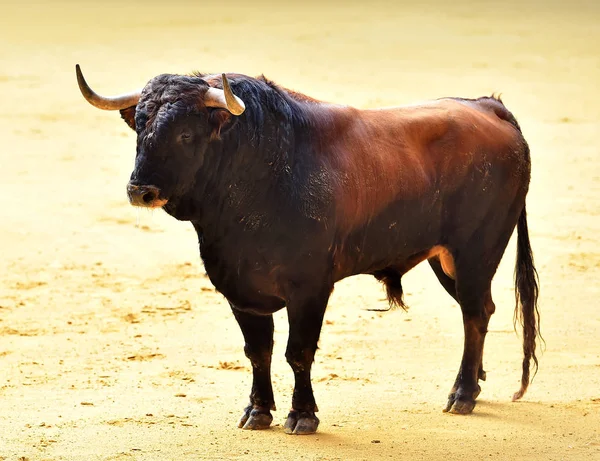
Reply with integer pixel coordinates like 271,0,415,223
173,96,353,236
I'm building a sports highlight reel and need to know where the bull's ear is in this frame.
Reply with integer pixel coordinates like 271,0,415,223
208,108,234,141
119,106,137,131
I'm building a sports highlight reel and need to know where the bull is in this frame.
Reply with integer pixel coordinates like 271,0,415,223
76,64,540,435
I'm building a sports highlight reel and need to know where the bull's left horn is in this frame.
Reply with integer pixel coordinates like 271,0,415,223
221,73,245,115
76,64,141,110
204,74,245,116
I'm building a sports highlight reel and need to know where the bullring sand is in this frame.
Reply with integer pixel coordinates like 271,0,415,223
1,1,599,460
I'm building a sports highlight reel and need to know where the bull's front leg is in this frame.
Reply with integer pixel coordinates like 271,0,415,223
283,287,331,435
231,305,276,430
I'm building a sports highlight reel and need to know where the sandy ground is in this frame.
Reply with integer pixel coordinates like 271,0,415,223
1,1,599,460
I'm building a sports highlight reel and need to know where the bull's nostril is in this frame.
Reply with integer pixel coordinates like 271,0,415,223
142,191,156,204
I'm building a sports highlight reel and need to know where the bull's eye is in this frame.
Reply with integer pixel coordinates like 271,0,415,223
179,131,192,142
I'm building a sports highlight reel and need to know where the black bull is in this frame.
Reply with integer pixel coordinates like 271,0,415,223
76,65,540,435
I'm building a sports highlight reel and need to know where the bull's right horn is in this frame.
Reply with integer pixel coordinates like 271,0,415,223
76,64,141,110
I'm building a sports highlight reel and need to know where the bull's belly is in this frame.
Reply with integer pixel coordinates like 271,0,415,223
331,201,447,281
199,199,448,306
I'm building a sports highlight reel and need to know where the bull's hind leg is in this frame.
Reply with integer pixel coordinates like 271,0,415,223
429,257,488,382
441,195,523,414
231,306,276,430
444,283,496,414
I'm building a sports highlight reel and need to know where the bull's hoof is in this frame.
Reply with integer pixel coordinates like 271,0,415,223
443,386,480,414
283,410,319,435
444,396,476,414
238,405,273,430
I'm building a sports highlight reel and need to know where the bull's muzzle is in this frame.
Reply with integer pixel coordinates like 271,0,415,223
126,183,168,208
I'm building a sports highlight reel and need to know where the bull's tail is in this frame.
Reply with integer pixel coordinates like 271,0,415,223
512,204,541,401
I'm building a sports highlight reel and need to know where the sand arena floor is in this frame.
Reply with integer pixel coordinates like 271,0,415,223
1,1,599,459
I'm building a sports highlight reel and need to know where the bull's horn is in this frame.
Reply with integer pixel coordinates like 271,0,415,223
76,64,141,110
204,73,245,115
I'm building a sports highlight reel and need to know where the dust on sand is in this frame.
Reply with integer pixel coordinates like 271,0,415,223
1,1,599,460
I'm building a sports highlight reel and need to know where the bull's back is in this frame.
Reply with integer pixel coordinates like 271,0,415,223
329,99,525,232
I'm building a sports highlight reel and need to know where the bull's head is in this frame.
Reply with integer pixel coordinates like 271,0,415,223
75,65,245,210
